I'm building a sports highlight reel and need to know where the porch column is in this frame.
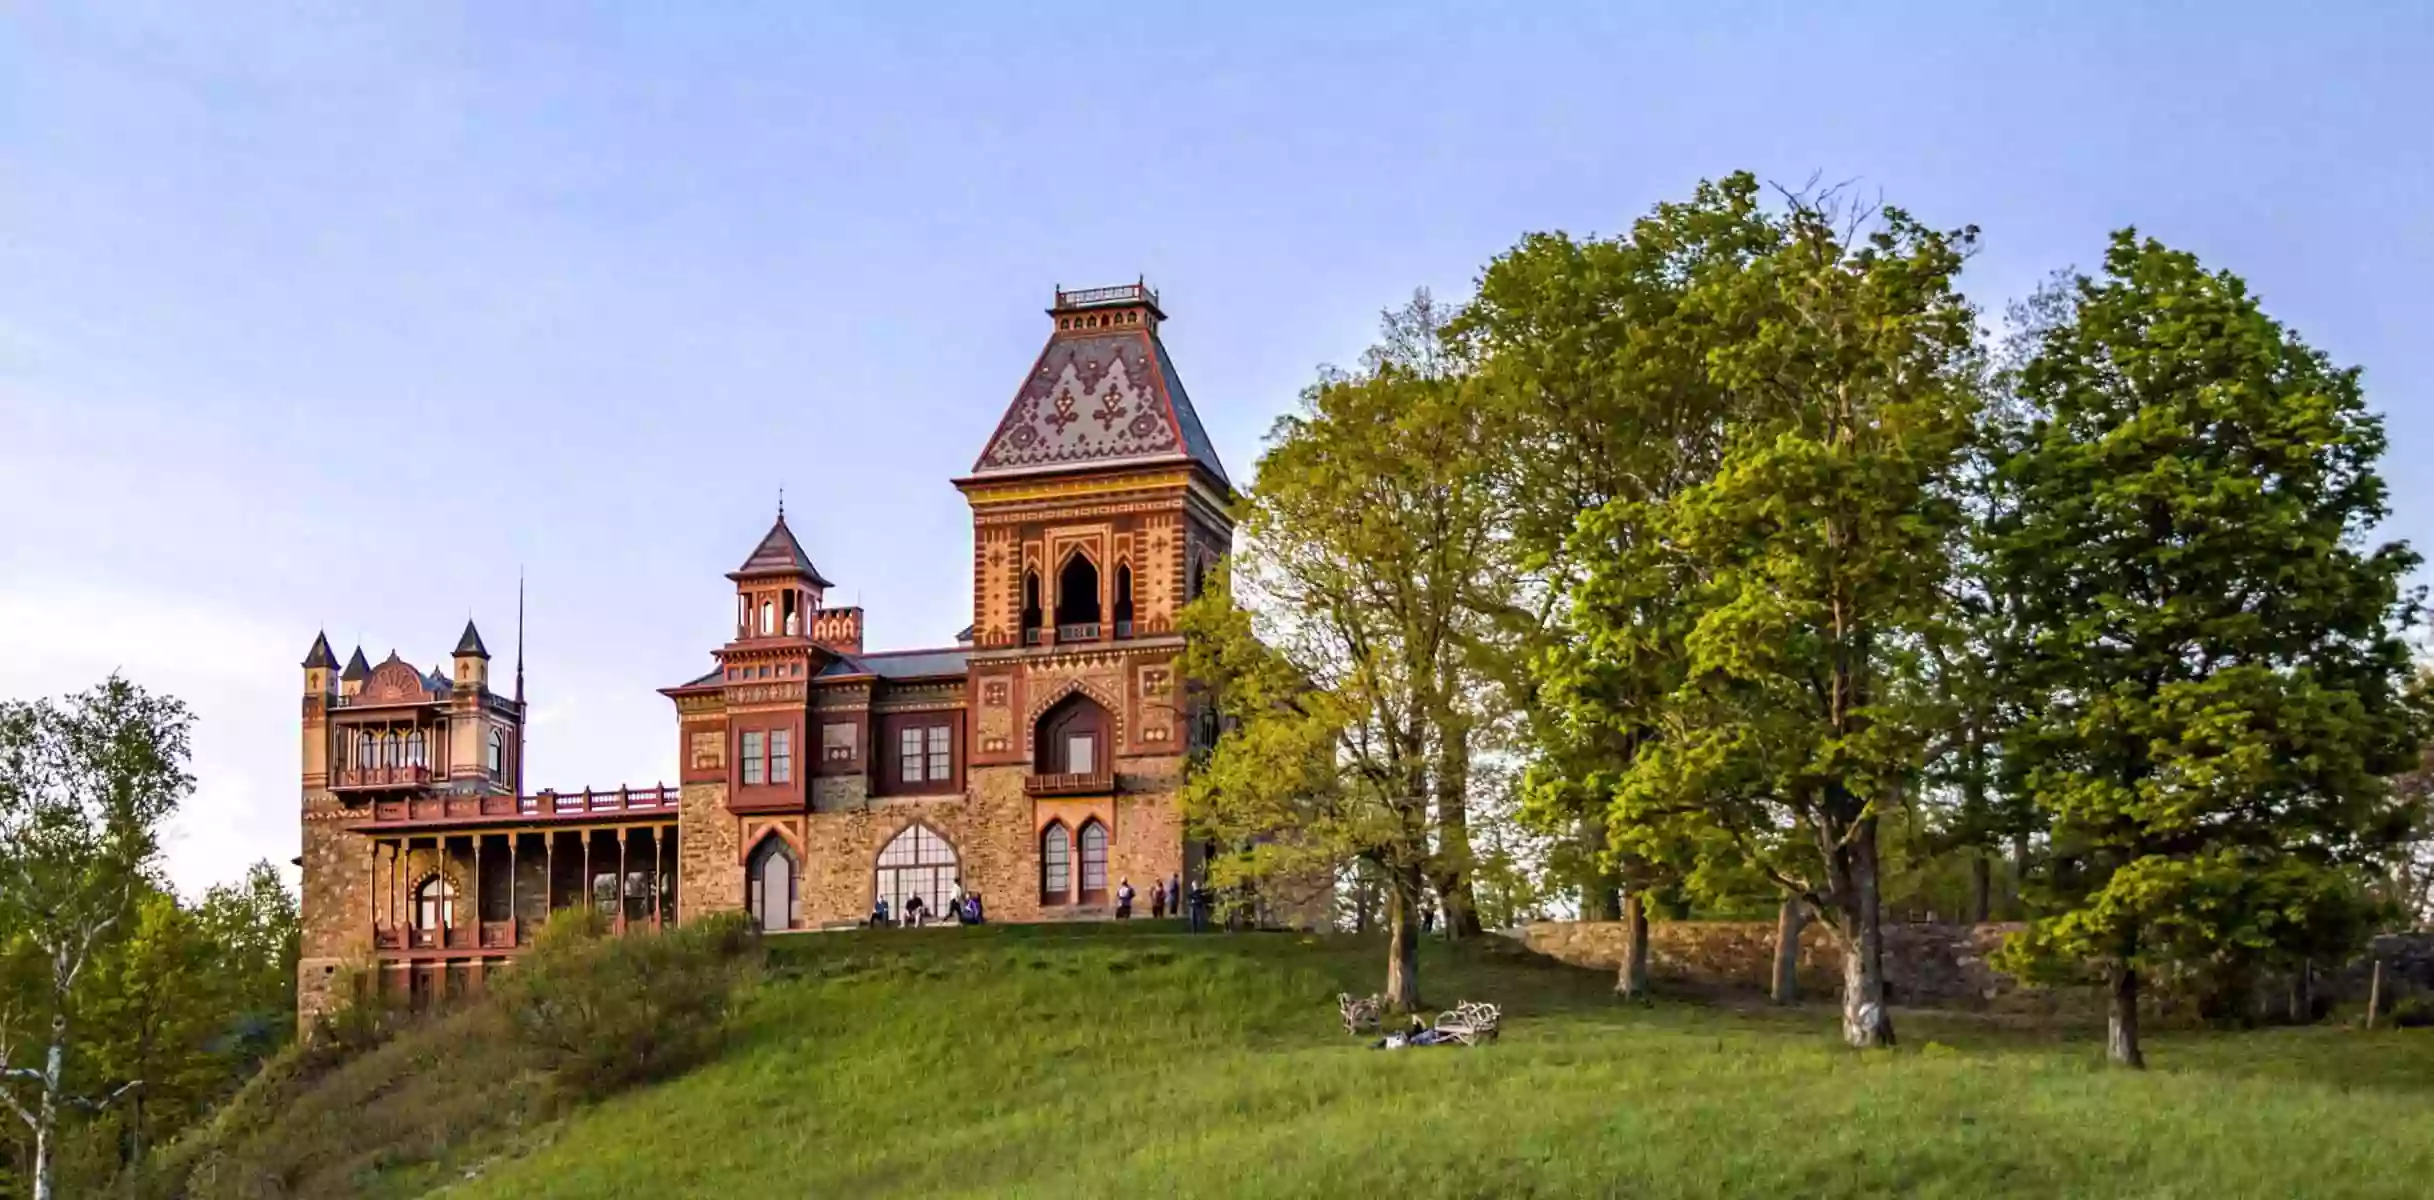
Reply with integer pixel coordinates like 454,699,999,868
508,831,519,944
617,826,630,935
471,833,482,947
582,830,593,913
545,830,556,914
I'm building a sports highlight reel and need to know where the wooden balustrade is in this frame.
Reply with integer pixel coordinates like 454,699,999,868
364,784,680,828
1024,771,1116,798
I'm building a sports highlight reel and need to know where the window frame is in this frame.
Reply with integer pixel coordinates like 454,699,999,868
1078,820,1109,903
741,729,766,786
1040,822,1072,904
769,728,792,784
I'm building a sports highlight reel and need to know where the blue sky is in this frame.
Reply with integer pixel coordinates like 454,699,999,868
4,2,2428,893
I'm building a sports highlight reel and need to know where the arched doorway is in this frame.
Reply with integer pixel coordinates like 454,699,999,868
746,837,797,933
414,875,455,942
874,824,959,921
1034,692,1110,776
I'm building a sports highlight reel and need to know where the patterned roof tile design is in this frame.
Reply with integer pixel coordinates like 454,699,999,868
971,320,1227,486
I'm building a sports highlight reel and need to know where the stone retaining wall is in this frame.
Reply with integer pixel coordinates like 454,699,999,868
1519,920,2434,1017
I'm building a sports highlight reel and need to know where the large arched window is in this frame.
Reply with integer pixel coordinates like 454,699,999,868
1078,820,1109,904
1113,563,1135,636
1020,570,1042,645
485,728,505,778
383,731,403,769
414,876,455,933
356,731,374,771
746,837,798,933
1040,822,1071,905
760,599,775,636
1055,552,1101,634
873,824,959,922
1034,693,1110,776
405,729,427,768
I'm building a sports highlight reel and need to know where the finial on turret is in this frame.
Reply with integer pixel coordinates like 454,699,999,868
778,485,785,521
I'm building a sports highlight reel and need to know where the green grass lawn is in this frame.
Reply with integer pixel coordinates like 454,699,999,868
423,923,2434,1199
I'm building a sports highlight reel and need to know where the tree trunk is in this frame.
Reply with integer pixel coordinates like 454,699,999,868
1575,815,1623,920
2108,965,2145,1068
1967,851,1991,926
1771,895,1806,1004
1615,891,1651,999
1834,818,1895,1048
1429,729,1486,939
1383,866,1424,1012
2009,831,2030,921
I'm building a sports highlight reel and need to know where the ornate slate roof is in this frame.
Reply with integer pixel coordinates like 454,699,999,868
453,619,490,660
816,647,969,680
341,647,372,682
302,632,339,670
969,290,1230,486
729,513,835,587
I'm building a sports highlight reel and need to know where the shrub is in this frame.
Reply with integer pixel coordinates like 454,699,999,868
494,909,760,1099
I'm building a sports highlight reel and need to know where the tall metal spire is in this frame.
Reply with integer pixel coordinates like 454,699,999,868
514,570,526,800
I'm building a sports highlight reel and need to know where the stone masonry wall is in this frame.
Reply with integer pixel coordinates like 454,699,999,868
678,782,742,920
296,790,372,1026
1520,919,2054,1011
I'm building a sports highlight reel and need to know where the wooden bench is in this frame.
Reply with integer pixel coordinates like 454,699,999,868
1338,992,1384,1036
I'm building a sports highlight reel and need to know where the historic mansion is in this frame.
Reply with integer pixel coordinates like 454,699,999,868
295,283,1233,1020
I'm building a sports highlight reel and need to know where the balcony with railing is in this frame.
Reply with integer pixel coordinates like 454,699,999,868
1024,771,1116,798
333,763,433,792
363,784,681,828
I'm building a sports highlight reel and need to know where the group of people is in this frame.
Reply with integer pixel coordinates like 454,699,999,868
869,880,986,928
1113,874,1216,930
865,872,1225,930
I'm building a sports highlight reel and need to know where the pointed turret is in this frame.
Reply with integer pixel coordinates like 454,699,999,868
340,646,370,699
301,632,338,698
728,511,835,588
453,620,492,690
966,281,1230,488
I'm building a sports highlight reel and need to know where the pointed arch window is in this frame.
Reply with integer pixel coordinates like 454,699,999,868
383,731,403,769
486,728,505,778
405,729,427,769
1078,820,1109,904
1021,570,1042,645
356,731,375,771
1055,551,1102,635
760,599,775,636
1113,563,1135,637
1040,822,1071,904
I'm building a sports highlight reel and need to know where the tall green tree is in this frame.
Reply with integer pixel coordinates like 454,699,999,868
1454,173,1783,981
0,677,193,1200
1182,300,1508,1007
1988,232,2425,1067
1554,187,1983,1047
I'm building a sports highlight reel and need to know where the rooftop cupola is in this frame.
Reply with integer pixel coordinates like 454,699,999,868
453,619,491,688
728,501,832,642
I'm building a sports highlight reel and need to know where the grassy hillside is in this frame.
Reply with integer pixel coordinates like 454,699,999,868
178,923,2434,1198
